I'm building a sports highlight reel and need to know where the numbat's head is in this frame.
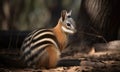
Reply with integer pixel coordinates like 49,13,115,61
59,10,76,34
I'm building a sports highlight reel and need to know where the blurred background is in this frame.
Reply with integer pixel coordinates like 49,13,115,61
0,0,81,49
0,0,81,30
0,0,120,52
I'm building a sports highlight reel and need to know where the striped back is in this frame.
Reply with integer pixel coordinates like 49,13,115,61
21,28,59,66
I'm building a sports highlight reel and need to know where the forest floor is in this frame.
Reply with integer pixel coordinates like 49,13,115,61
0,50,120,72
0,41,120,72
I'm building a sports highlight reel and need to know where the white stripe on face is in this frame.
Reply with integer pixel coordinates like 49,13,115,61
62,26,74,34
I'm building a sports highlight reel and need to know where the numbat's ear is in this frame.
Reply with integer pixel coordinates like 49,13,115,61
67,10,72,17
61,10,67,21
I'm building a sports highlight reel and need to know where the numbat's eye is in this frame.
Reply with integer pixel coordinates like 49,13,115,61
67,15,71,18
67,23,71,27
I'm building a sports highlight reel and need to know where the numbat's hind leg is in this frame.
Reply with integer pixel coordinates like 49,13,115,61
36,49,49,69
46,45,60,68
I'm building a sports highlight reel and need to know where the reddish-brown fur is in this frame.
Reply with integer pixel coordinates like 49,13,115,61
53,21,68,51
34,10,71,68
36,21,68,68
37,45,60,69
46,45,60,68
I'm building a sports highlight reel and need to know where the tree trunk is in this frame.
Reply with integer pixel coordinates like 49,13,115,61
81,0,120,41
69,0,120,52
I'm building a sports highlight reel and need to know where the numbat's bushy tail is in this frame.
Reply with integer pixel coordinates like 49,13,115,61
20,10,76,68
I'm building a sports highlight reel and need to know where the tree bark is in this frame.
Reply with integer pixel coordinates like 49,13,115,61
69,0,120,52
82,0,120,41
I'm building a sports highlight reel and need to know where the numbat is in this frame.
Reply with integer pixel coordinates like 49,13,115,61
20,10,76,68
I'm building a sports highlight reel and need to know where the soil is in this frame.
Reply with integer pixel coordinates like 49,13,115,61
0,41,120,72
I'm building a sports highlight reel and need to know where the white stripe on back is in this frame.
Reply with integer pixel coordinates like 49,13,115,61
33,32,54,40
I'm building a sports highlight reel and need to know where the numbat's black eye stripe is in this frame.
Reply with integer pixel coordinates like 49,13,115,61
67,15,71,18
